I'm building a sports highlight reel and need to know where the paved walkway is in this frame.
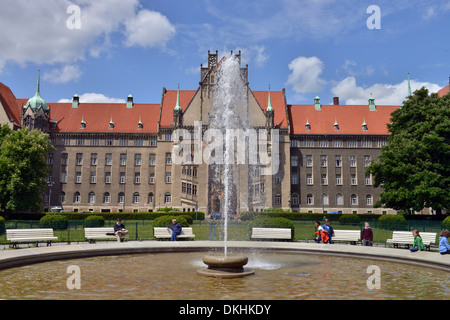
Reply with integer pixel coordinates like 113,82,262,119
0,240,448,271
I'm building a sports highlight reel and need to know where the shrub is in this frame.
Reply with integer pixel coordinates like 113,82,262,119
0,216,5,235
39,214,68,230
443,216,450,229
152,216,189,228
377,214,407,230
339,214,360,225
84,215,105,227
179,215,193,224
250,217,295,240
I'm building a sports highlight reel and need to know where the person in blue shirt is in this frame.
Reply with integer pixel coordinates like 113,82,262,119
322,219,334,244
167,219,182,241
439,229,450,255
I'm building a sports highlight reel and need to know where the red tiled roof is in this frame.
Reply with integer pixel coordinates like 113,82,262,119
160,89,197,128
438,85,449,97
288,104,399,135
0,83,21,127
48,102,160,133
252,90,288,128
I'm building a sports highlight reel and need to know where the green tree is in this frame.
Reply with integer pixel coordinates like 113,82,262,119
367,88,450,216
0,125,54,212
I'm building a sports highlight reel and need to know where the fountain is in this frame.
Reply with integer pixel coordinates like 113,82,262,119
197,53,255,278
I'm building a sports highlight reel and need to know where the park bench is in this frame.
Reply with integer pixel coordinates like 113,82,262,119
84,227,129,243
6,228,58,248
251,227,292,241
386,231,437,251
331,229,361,245
153,227,195,240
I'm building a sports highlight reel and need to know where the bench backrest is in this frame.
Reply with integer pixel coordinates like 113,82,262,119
391,231,437,244
84,228,115,237
154,227,194,236
333,229,361,240
6,228,55,240
252,228,292,239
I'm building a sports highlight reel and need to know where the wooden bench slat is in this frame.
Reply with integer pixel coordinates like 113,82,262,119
251,228,292,240
154,227,195,240
6,229,58,247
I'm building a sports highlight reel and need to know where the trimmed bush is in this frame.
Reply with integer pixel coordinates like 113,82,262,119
39,214,69,230
179,215,193,225
250,217,295,240
152,216,189,228
0,216,5,235
443,216,450,229
339,214,360,225
84,215,105,227
377,214,407,230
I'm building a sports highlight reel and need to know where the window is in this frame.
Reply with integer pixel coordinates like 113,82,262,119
105,172,111,184
292,195,299,205
76,137,85,145
164,192,172,203
90,153,98,166
90,137,99,146
60,171,67,183
304,139,314,147
260,182,265,194
322,194,329,206
149,154,156,166
365,174,372,185
336,174,342,185
186,183,192,195
89,191,95,203
336,194,343,206
165,171,172,183
307,194,314,205
351,194,358,205
306,155,313,167
321,174,328,185
133,192,140,204
103,192,110,204
377,138,388,147
148,193,154,203
63,137,71,146
290,140,299,148
61,153,68,166
165,152,172,165
134,172,141,184
105,153,112,166
366,194,373,205
306,173,313,185
90,171,96,184
291,174,298,185
320,155,327,167
149,136,158,146
165,133,172,141
347,139,357,148
73,192,81,203
335,155,342,167
105,138,114,146
291,156,298,167
275,173,281,184
149,172,155,184
350,174,357,185
120,153,127,166
364,155,371,167
319,140,328,147
333,140,343,148
182,182,187,193
47,153,54,165
75,172,82,184
349,155,356,167
134,138,143,146
362,139,372,148
75,153,83,166
192,185,197,196
119,172,126,184
275,194,282,205
135,154,142,166
119,138,128,146
118,193,125,204
60,192,66,204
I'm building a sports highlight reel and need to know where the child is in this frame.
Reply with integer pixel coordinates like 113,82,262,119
410,229,424,252
361,222,373,246
439,229,450,255
314,221,323,243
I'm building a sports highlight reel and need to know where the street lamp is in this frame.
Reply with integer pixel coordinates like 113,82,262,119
47,180,55,211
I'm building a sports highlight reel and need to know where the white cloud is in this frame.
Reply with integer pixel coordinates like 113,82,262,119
58,93,125,103
331,76,442,105
123,9,176,48
285,56,327,94
42,65,82,84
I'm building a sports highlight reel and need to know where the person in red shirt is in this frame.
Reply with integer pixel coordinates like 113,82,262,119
361,221,373,246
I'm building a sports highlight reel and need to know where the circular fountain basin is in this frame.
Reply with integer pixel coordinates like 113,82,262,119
198,254,254,278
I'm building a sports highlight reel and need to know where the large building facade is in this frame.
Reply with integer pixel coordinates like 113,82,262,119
1,51,448,214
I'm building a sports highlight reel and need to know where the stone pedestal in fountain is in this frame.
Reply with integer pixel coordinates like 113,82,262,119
197,254,254,278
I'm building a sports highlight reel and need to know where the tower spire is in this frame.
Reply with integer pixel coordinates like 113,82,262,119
407,72,411,97
174,84,181,111
266,84,273,112
36,70,41,96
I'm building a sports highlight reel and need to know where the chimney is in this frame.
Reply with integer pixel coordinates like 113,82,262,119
333,97,339,105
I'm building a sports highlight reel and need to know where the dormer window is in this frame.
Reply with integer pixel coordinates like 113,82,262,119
305,118,310,131
80,117,86,129
334,119,339,131
362,123,368,131
109,118,115,129
138,122,143,130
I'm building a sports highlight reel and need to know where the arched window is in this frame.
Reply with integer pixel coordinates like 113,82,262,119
366,194,373,206
103,192,110,203
118,192,125,204
133,192,140,204
73,192,81,203
148,192,154,204
307,194,313,205
351,194,358,206
88,192,95,204
60,192,66,204
164,192,171,203
336,194,343,206
322,193,329,206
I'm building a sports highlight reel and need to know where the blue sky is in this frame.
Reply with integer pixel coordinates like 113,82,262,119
0,0,449,106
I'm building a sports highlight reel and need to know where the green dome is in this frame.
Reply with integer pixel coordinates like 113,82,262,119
24,71,49,112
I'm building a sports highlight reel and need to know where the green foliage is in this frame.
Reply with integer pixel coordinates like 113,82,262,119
250,216,295,239
443,216,450,229
156,207,181,212
0,216,5,235
41,211,205,221
39,214,68,230
179,215,193,224
0,126,54,212
367,88,450,215
152,216,189,228
84,215,105,227
339,214,361,225
377,214,407,230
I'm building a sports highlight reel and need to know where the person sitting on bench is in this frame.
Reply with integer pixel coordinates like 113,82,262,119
114,218,128,242
167,219,182,241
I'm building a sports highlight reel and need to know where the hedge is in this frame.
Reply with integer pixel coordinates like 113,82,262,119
240,211,379,222
377,214,408,230
250,217,295,240
0,216,4,235
339,214,361,225
84,215,105,227
443,216,450,229
152,216,189,228
39,214,69,230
